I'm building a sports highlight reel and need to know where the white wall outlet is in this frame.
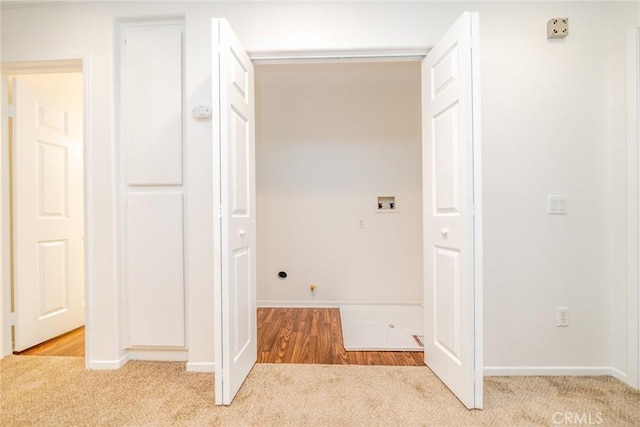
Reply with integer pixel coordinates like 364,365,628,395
556,307,569,327
547,18,569,39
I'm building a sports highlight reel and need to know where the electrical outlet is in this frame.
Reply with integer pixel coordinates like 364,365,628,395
556,307,569,327
547,18,569,39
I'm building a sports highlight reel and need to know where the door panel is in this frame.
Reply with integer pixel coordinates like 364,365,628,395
123,25,183,187
422,12,482,409
125,192,185,347
214,18,257,406
13,73,84,351
38,141,68,217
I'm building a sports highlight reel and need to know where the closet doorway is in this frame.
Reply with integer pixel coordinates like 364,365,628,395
254,60,424,365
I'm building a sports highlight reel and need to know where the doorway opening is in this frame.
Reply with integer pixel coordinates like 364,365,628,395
2,61,86,359
254,60,423,365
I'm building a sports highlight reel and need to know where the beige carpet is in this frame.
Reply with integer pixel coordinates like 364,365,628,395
1,356,639,426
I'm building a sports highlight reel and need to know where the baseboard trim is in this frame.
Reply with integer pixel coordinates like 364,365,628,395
484,366,628,378
127,348,188,362
609,367,628,382
257,300,422,308
186,361,215,373
87,353,129,370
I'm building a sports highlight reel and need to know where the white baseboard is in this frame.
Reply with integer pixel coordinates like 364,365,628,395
128,348,188,362
186,361,215,372
484,366,628,378
87,353,129,370
609,367,628,382
257,300,422,308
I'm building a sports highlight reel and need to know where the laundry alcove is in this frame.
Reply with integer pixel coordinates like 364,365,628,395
254,60,424,308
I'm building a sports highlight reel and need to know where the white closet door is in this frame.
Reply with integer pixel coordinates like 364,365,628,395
121,23,186,348
422,11,483,409
213,18,257,405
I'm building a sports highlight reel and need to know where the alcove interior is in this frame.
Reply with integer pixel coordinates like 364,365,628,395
254,60,424,311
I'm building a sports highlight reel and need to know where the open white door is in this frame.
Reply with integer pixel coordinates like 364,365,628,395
213,19,257,405
422,12,483,409
12,73,84,351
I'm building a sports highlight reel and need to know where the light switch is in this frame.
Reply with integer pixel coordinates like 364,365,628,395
547,195,567,215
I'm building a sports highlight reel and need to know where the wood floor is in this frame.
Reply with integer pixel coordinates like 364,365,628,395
258,308,424,366
14,326,85,357
14,308,425,366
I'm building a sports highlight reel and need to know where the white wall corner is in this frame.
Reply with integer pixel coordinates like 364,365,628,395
626,27,640,390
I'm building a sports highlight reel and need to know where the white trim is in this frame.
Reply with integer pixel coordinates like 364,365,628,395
627,27,640,391
88,353,129,370
186,361,215,373
0,74,10,358
470,10,484,410
257,300,422,308
128,348,188,362
485,366,628,380
1,59,82,75
249,49,429,64
81,56,93,369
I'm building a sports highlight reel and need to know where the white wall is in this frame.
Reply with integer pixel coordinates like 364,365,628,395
479,2,636,375
255,62,422,305
1,1,638,378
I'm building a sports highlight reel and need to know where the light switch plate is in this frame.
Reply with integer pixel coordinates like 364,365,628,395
548,195,567,215
547,18,569,39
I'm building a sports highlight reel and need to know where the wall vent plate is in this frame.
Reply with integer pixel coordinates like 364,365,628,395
547,18,568,39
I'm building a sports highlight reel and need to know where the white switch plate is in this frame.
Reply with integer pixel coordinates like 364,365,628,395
547,195,567,215
547,18,569,39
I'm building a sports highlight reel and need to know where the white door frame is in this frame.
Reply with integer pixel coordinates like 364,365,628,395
0,58,91,361
627,27,640,390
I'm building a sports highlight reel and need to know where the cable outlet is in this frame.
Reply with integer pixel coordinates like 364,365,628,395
547,18,569,39
556,307,569,327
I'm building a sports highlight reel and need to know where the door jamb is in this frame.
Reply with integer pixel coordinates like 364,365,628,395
0,58,91,363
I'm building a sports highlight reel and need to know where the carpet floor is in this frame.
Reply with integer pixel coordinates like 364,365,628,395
1,356,639,426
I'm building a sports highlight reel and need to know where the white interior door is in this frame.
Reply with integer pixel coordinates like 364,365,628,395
12,73,84,352
422,12,483,409
213,18,257,405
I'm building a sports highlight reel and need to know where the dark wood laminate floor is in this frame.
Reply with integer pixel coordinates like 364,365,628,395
257,307,424,366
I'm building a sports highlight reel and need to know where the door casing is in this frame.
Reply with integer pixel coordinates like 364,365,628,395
0,58,90,362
